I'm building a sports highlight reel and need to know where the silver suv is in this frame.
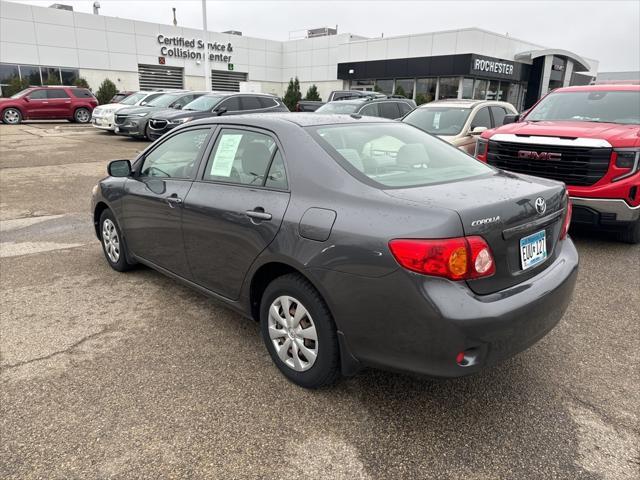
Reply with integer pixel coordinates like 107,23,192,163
402,99,517,154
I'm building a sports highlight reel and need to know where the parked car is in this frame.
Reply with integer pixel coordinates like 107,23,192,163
296,90,377,112
476,84,640,243
315,96,416,120
1,86,97,124
145,92,288,140
92,90,167,133
92,113,578,388
402,100,518,154
114,91,207,139
109,91,137,104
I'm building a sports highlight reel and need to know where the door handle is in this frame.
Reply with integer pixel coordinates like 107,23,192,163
246,208,272,221
165,195,183,207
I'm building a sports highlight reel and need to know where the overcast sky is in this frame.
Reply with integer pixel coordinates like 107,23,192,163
16,0,640,71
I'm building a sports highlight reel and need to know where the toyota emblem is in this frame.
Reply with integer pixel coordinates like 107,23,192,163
534,197,547,215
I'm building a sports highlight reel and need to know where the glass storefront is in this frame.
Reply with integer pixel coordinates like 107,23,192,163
415,78,437,105
0,63,81,96
394,78,414,98
375,79,394,95
461,78,474,99
438,77,459,99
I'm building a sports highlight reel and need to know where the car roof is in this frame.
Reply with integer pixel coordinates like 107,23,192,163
417,99,512,109
188,112,392,128
552,84,640,92
202,91,279,98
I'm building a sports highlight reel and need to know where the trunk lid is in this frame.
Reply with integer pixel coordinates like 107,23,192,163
384,170,567,295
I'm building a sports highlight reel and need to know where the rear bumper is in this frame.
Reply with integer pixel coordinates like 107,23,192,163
310,237,579,378
570,196,640,224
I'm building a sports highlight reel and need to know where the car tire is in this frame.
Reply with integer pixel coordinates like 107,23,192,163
2,108,22,125
260,273,340,388
144,123,152,140
619,220,640,244
99,209,136,272
74,107,91,124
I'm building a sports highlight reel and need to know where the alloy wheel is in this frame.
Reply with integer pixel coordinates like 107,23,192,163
3,109,20,124
76,109,90,123
268,295,318,371
102,218,120,263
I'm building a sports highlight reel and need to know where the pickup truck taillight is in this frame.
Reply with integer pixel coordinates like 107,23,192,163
475,138,488,162
389,236,495,280
612,148,640,181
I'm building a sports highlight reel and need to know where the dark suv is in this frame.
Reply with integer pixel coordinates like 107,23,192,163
315,96,416,119
146,92,289,140
0,86,98,124
114,91,207,139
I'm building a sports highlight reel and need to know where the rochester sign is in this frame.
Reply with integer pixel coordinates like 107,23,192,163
157,35,233,64
470,54,517,80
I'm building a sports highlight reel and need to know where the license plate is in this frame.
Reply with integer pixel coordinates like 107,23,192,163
114,126,119,132
520,230,547,270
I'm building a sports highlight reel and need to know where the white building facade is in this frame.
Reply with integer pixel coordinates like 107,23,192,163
0,0,598,110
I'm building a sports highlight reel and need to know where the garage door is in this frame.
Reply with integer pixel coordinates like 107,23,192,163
211,70,248,92
138,64,184,90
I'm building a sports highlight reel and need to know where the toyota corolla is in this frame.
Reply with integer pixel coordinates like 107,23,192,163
91,113,578,388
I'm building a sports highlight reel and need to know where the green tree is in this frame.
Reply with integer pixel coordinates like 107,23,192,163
304,84,322,101
394,85,407,98
1,76,30,97
74,77,91,89
373,84,383,93
43,74,61,85
95,78,117,105
282,76,301,111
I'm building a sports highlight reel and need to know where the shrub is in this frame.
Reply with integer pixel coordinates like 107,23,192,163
283,77,302,111
74,77,91,89
1,76,30,97
95,78,117,105
304,84,322,102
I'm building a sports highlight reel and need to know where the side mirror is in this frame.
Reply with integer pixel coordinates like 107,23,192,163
140,101,147,106
108,159,132,177
214,106,227,116
503,114,520,125
470,126,488,135
23,96,30,102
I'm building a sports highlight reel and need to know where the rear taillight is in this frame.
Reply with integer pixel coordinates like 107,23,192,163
475,138,488,162
560,198,572,240
389,236,495,281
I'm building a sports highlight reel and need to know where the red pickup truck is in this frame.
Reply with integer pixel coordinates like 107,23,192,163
476,85,640,243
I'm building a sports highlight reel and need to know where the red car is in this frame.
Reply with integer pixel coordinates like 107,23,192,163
0,86,98,125
476,85,640,243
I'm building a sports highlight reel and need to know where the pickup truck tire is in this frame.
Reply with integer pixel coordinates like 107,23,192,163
619,220,640,244
74,107,91,124
2,108,22,125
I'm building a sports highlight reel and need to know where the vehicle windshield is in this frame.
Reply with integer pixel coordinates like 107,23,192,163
10,88,33,99
526,90,640,124
402,107,472,135
120,92,147,105
183,95,226,111
310,123,493,188
146,93,183,108
316,102,361,114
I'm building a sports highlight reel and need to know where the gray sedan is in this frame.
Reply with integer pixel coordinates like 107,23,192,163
91,113,578,388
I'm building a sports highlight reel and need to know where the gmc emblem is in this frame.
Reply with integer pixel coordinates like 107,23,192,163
518,150,562,160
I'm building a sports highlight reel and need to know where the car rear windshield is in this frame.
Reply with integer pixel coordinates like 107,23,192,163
310,123,493,188
316,102,361,114
183,95,226,111
402,107,472,135
526,90,640,124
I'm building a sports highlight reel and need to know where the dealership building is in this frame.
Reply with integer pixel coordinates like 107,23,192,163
0,0,599,110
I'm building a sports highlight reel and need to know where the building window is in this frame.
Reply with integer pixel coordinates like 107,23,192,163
461,78,474,99
395,78,414,99
375,79,394,95
415,78,436,105
437,77,459,100
472,79,488,100
19,65,42,86
42,67,61,85
486,80,500,100
61,68,79,85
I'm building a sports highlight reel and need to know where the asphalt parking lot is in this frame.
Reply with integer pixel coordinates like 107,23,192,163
1,122,638,480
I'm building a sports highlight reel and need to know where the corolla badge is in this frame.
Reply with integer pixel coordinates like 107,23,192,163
471,215,501,227
535,197,547,215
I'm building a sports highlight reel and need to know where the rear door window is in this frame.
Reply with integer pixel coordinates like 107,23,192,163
46,89,70,99
203,129,277,185
379,102,401,119
241,96,262,110
220,96,241,112
359,103,380,117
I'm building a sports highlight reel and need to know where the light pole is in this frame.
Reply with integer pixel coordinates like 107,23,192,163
202,0,211,91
